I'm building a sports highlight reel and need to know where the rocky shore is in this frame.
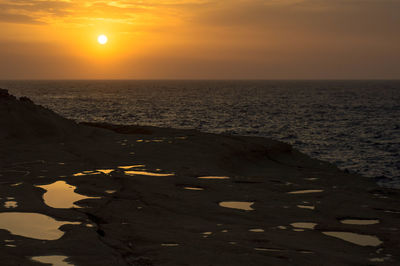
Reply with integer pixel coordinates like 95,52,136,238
0,89,399,265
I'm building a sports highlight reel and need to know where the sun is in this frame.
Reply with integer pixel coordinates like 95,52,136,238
97,34,108,45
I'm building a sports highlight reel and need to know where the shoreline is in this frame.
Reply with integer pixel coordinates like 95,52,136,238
0,90,399,265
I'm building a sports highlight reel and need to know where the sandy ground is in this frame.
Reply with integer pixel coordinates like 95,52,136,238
0,89,399,265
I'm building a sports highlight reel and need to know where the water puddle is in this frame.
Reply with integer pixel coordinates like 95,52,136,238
297,205,315,210
96,169,114,175
288,190,324,194
298,250,315,254
254,248,283,252
369,254,392,262
219,201,255,211
125,171,174,177
384,210,400,214
202,232,212,238
31,255,73,266
184,187,204,191
73,171,100,177
105,190,116,194
291,222,317,229
198,176,230,180
4,201,18,208
322,232,382,247
0,212,80,240
249,229,264,232
340,219,380,225
36,181,100,209
118,165,145,170
161,243,179,247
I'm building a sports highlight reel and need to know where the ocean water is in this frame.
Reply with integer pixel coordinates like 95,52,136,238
1,80,399,187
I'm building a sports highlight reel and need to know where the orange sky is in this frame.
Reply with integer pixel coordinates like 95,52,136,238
0,0,399,79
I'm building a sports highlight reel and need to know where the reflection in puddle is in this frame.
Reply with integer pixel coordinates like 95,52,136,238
340,219,380,225
0,212,80,240
322,232,383,247
73,171,100,177
73,173,86,176
255,248,282,252
291,222,317,229
249,229,264,232
184,187,204,191
96,169,114,175
36,181,100,209
288,190,324,194
297,205,315,210
161,243,179,247
202,232,212,238
4,201,18,208
105,190,116,194
369,255,392,262
125,171,174,177
118,165,145,170
298,250,314,254
369,258,385,262
198,176,230,180
384,210,400,214
31,255,73,266
219,201,255,211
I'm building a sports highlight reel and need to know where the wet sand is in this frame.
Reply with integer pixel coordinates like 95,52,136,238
0,89,399,265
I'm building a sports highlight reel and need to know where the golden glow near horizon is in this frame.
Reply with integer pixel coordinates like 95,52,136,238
0,0,399,79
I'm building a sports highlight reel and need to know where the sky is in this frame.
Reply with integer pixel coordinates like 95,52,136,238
0,0,399,79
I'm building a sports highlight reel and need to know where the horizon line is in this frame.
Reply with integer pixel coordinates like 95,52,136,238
1,78,400,81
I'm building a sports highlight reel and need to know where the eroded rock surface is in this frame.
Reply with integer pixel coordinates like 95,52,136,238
0,91,399,265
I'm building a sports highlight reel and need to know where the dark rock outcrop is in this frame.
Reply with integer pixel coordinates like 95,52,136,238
0,89,80,140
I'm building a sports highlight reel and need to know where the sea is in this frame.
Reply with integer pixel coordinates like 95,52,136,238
1,80,399,188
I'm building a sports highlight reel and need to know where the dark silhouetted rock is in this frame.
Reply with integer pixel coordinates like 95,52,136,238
0,89,83,140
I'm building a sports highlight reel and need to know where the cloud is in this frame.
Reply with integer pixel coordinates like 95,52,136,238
0,11,44,24
0,0,399,79
0,0,203,26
